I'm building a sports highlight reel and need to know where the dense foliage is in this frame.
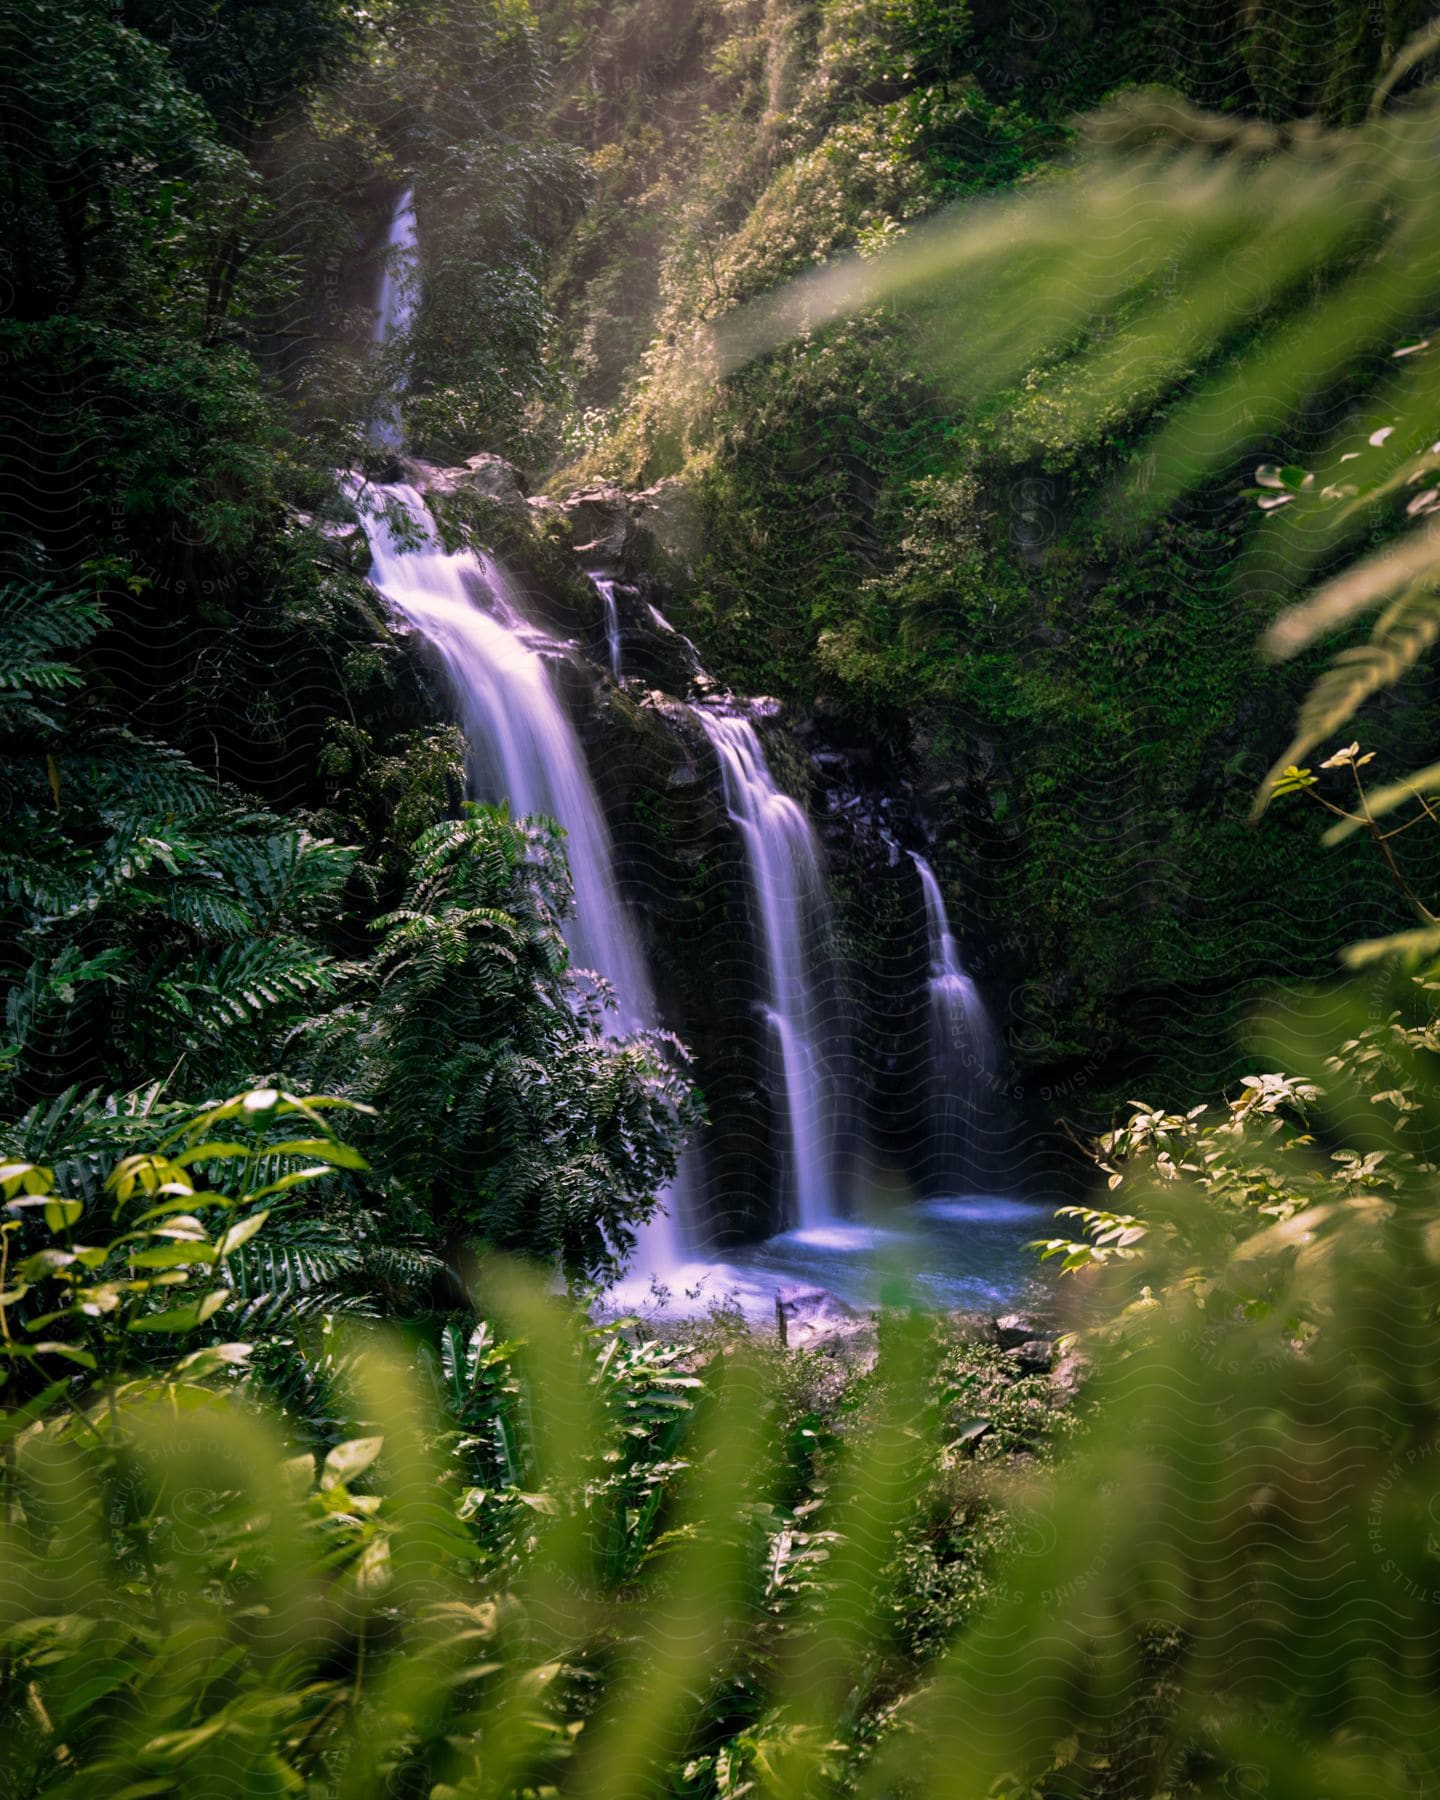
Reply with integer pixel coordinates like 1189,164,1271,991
300,806,700,1279
542,0,1440,1111
11,1,1440,1796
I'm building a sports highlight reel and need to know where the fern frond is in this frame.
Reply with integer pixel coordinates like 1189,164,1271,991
206,831,357,928
147,939,339,1041
1260,580,1440,806
0,584,106,727
68,730,216,819
227,1234,366,1328
0,1083,178,1205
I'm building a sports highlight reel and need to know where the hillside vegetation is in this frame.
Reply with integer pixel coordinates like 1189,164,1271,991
7,2,1440,1795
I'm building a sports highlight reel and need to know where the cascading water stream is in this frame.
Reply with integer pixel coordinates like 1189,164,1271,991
357,190,690,1275
351,186,1040,1315
911,853,993,1193
370,187,417,451
357,485,687,1274
361,491,649,1009
696,710,843,1232
590,574,623,679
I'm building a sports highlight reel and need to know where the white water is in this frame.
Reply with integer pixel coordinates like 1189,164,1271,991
591,575,623,678
912,853,993,1192
359,190,688,1275
370,187,417,451
357,482,687,1273
356,188,1046,1311
646,601,705,672
696,710,843,1230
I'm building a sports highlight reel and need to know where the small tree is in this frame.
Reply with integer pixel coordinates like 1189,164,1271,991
305,805,699,1284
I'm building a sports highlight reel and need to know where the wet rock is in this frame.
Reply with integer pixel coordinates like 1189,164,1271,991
1008,1338,1056,1376
552,484,637,563
775,1286,859,1340
774,1287,877,1368
1051,1345,1091,1399
634,476,702,572
540,477,701,581
319,518,372,574
992,1312,1055,1349
287,508,373,576
945,1310,992,1343
408,453,532,518
450,453,530,511
417,453,530,513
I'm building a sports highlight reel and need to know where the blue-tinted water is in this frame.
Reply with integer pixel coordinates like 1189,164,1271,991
606,1194,1058,1322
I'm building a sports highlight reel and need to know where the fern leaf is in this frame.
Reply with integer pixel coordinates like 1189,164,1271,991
1258,581,1440,813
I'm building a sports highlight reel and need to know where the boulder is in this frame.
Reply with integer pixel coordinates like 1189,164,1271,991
422,453,530,514
318,518,372,575
633,476,702,573
553,484,637,564
1050,1345,1092,1399
1008,1338,1056,1376
451,452,530,512
287,507,373,576
991,1312,1055,1349
539,477,701,579
773,1286,873,1362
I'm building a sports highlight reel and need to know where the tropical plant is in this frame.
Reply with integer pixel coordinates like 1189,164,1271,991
0,585,356,1104
300,804,701,1283
0,1085,1071,1800
0,1086,372,1395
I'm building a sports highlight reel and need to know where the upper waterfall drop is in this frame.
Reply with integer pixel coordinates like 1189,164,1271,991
370,187,418,451
359,486,653,1019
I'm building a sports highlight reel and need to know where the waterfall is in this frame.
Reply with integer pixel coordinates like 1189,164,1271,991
357,190,689,1276
911,853,993,1194
353,185,1018,1296
592,574,623,678
356,482,688,1272
370,187,417,451
696,710,843,1231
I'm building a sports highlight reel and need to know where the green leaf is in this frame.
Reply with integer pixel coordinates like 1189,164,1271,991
321,1435,384,1490
168,1342,255,1379
174,1141,258,1168
0,1163,53,1199
43,1197,83,1232
240,1166,333,1202
20,1247,77,1279
214,1211,269,1258
265,1138,369,1170
128,1242,217,1270
28,1340,97,1368
0,1377,71,1445
1269,765,1317,798
949,1419,993,1450
126,1289,228,1333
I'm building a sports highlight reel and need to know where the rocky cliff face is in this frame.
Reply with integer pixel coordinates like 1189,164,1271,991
376,455,1044,1237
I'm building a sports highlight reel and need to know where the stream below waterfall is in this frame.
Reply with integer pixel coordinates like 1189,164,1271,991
356,188,1053,1319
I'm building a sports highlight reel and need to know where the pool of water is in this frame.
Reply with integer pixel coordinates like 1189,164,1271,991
605,1194,1060,1323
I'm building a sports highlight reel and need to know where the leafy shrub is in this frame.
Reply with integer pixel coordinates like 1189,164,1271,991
299,805,701,1282
0,1096,1073,1799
